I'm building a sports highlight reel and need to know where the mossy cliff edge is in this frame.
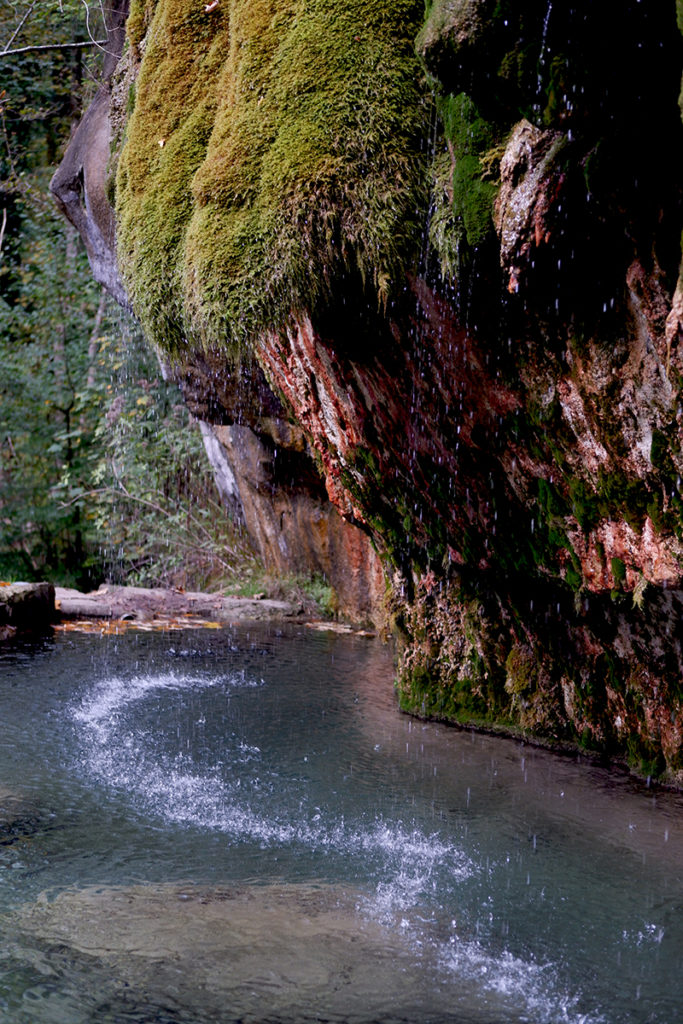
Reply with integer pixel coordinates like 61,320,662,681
92,0,683,783
115,0,427,353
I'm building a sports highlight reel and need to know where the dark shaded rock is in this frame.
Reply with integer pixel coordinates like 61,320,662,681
0,583,55,635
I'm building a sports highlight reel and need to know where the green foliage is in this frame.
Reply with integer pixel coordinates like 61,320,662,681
0,2,110,585
0,225,257,590
0,3,259,591
87,325,258,591
0,1,105,179
226,567,336,617
0,199,108,586
115,0,429,359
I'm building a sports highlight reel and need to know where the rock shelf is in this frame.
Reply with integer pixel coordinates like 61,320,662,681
54,583,304,624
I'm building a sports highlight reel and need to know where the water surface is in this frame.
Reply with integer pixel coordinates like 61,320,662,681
0,625,681,1022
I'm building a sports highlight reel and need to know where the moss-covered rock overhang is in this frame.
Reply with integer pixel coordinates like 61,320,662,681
115,0,430,358
112,0,683,784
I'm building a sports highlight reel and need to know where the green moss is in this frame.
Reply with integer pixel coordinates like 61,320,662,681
564,564,582,591
417,0,483,51
505,645,535,696
610,556,626,586
427,146,461,280
126,83,136,117
399,662,493,723
116,0,429,359
626,736,667,780
646,493,667,533
127,0,158,49
542,53,572,126
650,428,672,473
438,92,498,250
340,444,462,574
567,477,599,532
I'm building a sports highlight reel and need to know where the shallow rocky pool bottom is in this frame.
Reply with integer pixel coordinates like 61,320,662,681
0,625,681,1023
5,882,477,1024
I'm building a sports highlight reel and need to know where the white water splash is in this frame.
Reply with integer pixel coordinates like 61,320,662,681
69,672,602,1024
72,668,260,731
72,672,470,876
437,937,605,1024
623,922,666,947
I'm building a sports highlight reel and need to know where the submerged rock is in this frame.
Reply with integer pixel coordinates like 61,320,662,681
9,882,456,1022
0,787,46,847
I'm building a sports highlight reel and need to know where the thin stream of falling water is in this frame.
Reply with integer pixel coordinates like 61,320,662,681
534,0,554,121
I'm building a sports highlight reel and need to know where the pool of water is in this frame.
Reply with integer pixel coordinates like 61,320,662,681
0,624,681,1023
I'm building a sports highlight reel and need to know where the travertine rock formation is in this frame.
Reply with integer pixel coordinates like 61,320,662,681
54,0,683,783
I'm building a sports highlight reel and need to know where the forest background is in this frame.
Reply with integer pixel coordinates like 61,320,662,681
0,0,269,594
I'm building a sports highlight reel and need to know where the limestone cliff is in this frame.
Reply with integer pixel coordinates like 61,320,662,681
54,0,683,784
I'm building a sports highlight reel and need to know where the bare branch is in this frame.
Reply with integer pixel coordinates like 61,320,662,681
0,39,108,57
80,0,119,57
0,207,7,262
3,433,18,459
1,1,38,55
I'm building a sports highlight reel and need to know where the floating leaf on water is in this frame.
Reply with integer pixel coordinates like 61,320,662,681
53,616,225,635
